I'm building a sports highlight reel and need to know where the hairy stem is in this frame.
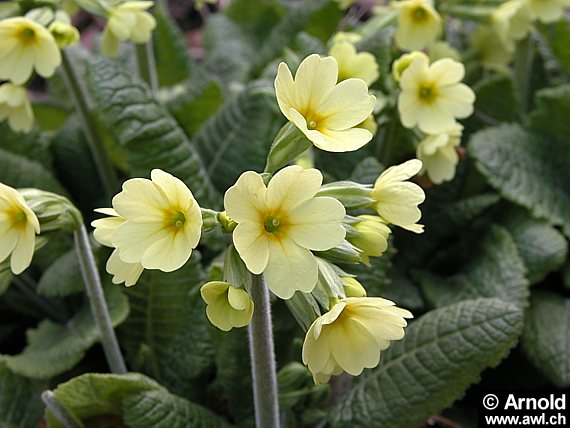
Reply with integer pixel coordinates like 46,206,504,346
74,225,127,374
248,274,280,428
514,34,534,114
135,42,159,93
60,50,118,200
42,390,84,428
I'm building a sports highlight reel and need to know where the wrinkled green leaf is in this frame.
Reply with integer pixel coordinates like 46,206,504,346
528,84,570,142
499,206,568,284
119,253,214,398
0,361,46,428
469,124,570,237
36,249,84,297
330,298,524,428
418,225,529,309
192,82,282,192
521,291,570,387
3,286,129,379
86,55,218,206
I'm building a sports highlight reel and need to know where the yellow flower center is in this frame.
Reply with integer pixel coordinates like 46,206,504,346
9,207,28,231
166,210,186,231
411,6,428,23
418,85,437,103
16,26,37,45
263,216,281,233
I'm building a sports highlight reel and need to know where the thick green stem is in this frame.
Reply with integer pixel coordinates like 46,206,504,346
135,42,159,93
12,276,67,323
61,50,118,200
514,34,534,114
42,390,84,428
248,274,280,428
74,225,127,374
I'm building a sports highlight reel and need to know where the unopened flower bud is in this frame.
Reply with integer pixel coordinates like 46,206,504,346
217,211,237,233
19,188,82,233
49,21,80,48
349,215,391,266
392,51,429,82
341,276,367,297
317,181,374,209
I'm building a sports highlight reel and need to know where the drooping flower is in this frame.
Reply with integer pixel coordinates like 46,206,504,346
329,42,379,86
0,183,40,274
394,0,442,51
200,281,254,331
416,123,463,184
0,17,61,85
398,55,475,134
370,159,425,233
48,21,80,48
349,215,391,265
274,54,376,152
525,0,570,23
0,83,34,133
101,1,157,57
302,297,413,384
224,165,346,299
491,0,532,52
94,169,202,274
91,208,144,287
471,25,513,72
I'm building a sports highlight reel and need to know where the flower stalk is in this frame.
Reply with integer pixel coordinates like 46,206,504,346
60,50,118,200
248,273,281,428
74,224,127,374
42,390,84,428
135,41,159,93
514,34,534,114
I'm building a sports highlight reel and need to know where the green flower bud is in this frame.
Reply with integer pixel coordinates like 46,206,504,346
314,240,362,265
19,189,82,233
349,215,391,266
201,208,219,233
264,122,312,174
317,181,375,209
392,51,429,82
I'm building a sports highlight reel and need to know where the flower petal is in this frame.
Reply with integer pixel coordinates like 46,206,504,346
294,54,338,115
10,225,35,274
232,222,270,274
266,165,322,211
224,171,267,224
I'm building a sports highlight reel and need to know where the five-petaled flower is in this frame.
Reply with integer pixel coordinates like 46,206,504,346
398,55,475,134
0,83,34,133
224,165,346,299
274,54,376,152
0,183,40,274
101,1,157,57
92,169,202,277
0,17,61,85
394,0,442,51
200,281,254,331
370,159,425,233
302,297,413,384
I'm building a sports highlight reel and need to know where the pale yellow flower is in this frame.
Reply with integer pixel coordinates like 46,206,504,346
331,32,362,45
92,208,144,287
417,123,462,184
0,83,34,133
491,0,532,52
398,55,475,134
394,0,442,51
0,183,40,274
96,169,202,273
341,277,367,298
349,215,391,265
0,17,61,85
526,0,570,23
371,159,425,233
200,281,254,331
101,1,157,57
302,297,412,384
471,25,513,71
274,54,376,152
329,42,380,86
392,51,429,82
428,41,461,61
224,166,346,299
